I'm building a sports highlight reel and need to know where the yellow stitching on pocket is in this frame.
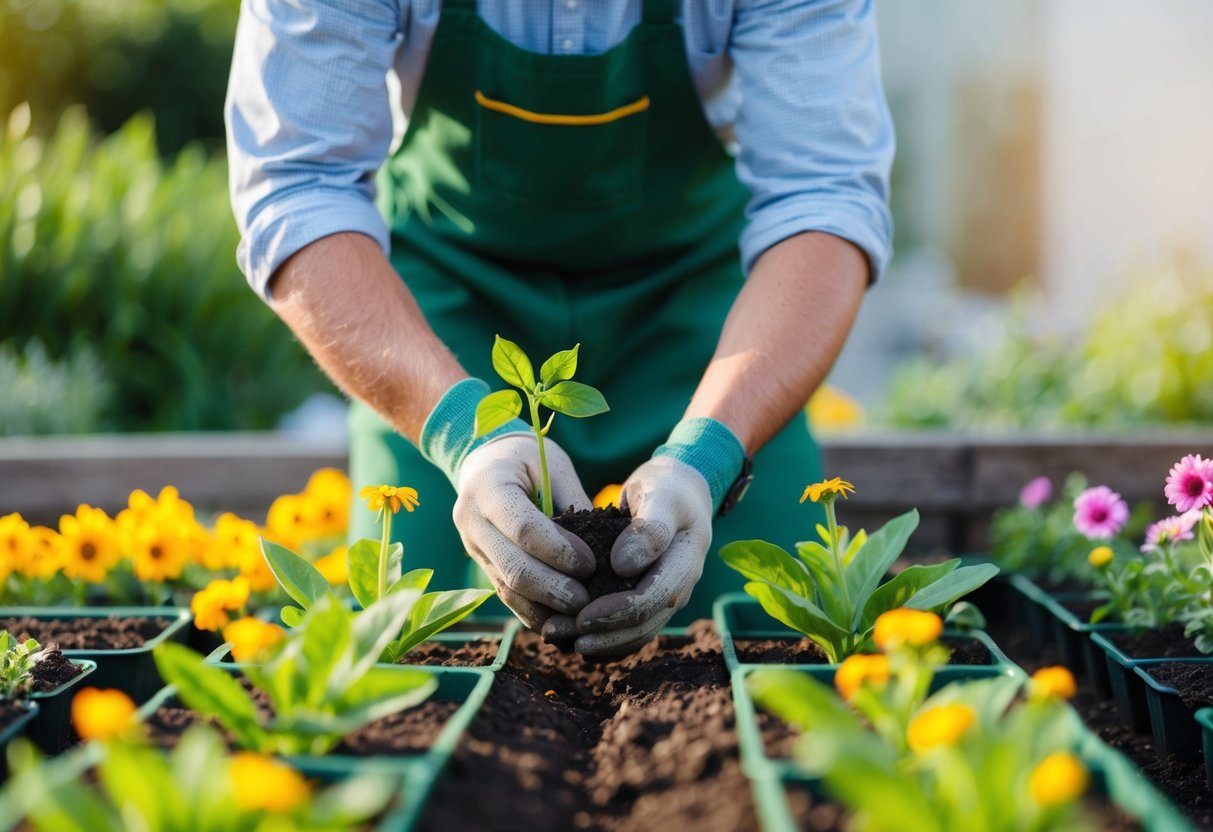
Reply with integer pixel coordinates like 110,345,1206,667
474,90,650,126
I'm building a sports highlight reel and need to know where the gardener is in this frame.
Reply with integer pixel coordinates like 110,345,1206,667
226,0,893,656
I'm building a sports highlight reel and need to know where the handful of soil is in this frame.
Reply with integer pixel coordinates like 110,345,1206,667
553,505,635,601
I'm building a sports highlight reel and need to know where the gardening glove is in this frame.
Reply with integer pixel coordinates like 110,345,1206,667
573,417,746,657
420,379,596,632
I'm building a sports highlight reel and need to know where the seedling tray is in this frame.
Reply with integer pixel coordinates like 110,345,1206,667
1091,632,1213,734
0,701,38,782
26,659,96,754
1134,664,1213,762
1037,592,1125,694
0,607,192,704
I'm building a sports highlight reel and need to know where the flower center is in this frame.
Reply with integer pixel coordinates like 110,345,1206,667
150,545,164,560
1186,476,1205,497
80,542,97,560
1091,508,1108,523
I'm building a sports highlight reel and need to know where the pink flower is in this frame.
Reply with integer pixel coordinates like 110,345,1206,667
1164,454,1213,513
1019,477,1053,509
1141,512,1199,553
1073,486,1129,539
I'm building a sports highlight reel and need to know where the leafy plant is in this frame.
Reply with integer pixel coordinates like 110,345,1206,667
262,484,493,664
153,592,437,755
2,724,398,831
0,631,47,699
0,341,109,436
473,337,609,517
751,618,1094,831
720,478,998,663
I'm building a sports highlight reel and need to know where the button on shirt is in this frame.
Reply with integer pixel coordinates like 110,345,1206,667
227,0,895,299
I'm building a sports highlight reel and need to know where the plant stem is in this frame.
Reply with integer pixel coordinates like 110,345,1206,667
377,510,393,601
528,395,554,517
825,500,853,623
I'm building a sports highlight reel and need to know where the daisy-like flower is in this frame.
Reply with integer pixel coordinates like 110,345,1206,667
359,484,420,514
1141,512,1199,553
129,524,189,583
1073,486,1129,539
1164,454,1213,513
0,513,30,583
1018,476,1052,509
799,477,855,505
304,468,352,538
58,505,120,584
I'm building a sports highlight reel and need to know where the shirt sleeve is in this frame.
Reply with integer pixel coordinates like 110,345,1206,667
729,0,894,283
225,0,402,300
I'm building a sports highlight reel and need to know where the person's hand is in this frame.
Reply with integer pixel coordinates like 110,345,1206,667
454,433,596,632
571,456,714,656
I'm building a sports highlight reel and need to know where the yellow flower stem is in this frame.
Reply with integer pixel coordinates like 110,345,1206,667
823,500,854,652
528,394,554,518
377,509,393,601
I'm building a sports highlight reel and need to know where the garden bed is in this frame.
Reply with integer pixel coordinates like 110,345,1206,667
0,615,171,650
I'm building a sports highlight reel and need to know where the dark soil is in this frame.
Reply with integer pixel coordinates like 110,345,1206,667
401,638,501,668
986,618,1213,829
418,622,757,832
1111,624,1207,660
0,616,170,650
0,701,30,733
1146,663,1213,711
1061,598,1108,622
29,648,83,693
734,636,990,666
143,675,458,756
553,506,635,601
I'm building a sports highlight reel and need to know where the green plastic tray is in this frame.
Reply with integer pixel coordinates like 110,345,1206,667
1135,663,1213,762
26,659,96,754
0,701,38,783
0,607,192,704
1193,707,1213,790
1037,592,1125,695
713,593,1017,675
1091,631,1213,733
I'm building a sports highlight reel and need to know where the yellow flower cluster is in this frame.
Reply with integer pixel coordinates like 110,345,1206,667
229,752,312,812
222,617,286,663
834,653,890,700
807,385,864,431
906,703,976,753
265,469,352,552
72,687,138,742
872,608,943,651
191,576,251,632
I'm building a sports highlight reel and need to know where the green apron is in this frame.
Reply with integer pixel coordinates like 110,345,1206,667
349,0,825,624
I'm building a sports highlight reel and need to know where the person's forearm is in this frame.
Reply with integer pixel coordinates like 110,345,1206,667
685,231,868,454
269,232,467,443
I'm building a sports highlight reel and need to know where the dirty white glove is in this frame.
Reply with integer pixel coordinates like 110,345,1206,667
572,417,746,657
419,378,595,632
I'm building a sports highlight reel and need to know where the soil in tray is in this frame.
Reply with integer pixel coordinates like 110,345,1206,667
0,616,170,650
29,647,83,692
418,621,758,832
1146,663,1213,711
1110,624,1207,659
401,638,500,668
735,636,991,666
986,618,1213,829
1060,597,1108,622
143,677,458,755
553,505,635,602
0,701,29,734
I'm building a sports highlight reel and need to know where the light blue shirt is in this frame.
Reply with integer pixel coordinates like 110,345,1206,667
227,0,894,298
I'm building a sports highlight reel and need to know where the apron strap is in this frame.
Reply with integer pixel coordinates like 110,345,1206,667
442,0,476,12
642,0,677,24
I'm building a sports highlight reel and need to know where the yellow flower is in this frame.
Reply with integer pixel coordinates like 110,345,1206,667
229,752,311,813
238,542,279,593
359,484,420,514
58,505,120,584
223,617,286,663
1029,751,1088,806
72,687,137,742
209,512,262,571
18,526,62,579
190,577,251,632
800,477,855,504
305,468,352,538
1031,667,1078,701
834,654,890,700
1088,546,1114,568
906,703,976,753
0,513,29,582
873,608,943,650
807,385,864,431
129,524,189,583
314,547,348,585
593,484,623,509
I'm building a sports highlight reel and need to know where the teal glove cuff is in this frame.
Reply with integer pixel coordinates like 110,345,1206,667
652,417,746,512
418,378,530,487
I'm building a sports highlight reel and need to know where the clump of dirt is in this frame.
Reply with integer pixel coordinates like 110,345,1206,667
400,638,501,668
553,505,635,601
29,647,83,692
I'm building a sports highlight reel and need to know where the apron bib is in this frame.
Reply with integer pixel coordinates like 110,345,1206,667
350,0,824,622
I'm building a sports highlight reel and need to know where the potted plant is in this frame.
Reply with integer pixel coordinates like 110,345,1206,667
0,630,95,753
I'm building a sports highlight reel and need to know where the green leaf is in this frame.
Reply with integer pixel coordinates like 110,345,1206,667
491,335,536,390
260,538,329,610
346,539,403,609
153,642,265,750
280,606,304,628
743,581,849,661
749,669,859,734
332,666,437,714
539,344,579,385
720,540,813,598
860,560,960,630
309,771,402,827
473,389,523,438
793,539,850,626
347,589,422,681
388,568,433,595
843,509,919,617
97,742,177,830
901,563,999,613
387,589,496,660
540,381,609,418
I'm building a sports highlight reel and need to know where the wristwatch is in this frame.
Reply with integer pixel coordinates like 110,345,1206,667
718,456,753,517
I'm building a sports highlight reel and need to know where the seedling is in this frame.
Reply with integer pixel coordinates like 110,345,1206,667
474,336,609,517
0,631,46,699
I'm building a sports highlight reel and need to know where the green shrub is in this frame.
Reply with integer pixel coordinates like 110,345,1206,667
0,105,328,433
880,255,1213,430
0,341,109,435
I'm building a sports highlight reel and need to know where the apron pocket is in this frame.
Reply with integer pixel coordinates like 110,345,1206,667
474,91,647,210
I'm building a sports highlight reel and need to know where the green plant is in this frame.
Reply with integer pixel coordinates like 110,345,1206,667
1182,510,1213,651
720,478,998,663
0,105,328,433
153,592,437,756
473,337,609,517
2,724,398,831
0,341,109,435
262,484,493,664
0,632,47,699
751,630,1094,831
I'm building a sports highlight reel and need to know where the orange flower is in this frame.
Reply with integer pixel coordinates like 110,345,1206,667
1030,751,1088,806
906,703,976,753
229,752,311,812
72,687,137,742
359,484,419,514
223,617,286,663
872,609,943,650
834,653,890,700
1031,667,1078,700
